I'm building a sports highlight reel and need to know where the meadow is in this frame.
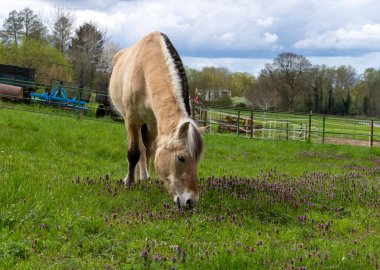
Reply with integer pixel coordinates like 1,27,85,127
195,106,380,146
0,108,380,269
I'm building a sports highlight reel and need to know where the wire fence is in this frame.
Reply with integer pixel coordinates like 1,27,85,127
1,77,379,147
193,105,380,147
0,77,121,123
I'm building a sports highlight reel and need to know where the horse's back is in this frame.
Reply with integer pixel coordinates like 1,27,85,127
109,32,162,119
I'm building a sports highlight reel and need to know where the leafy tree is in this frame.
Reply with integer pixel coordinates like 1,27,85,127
19,8,47,41
70,22,105,87
0,36,73,82
0,10,23,46
0,8,47,46
230,72,256,97
362,68,380,116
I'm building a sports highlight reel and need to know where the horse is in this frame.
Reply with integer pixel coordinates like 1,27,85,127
109,32,205,209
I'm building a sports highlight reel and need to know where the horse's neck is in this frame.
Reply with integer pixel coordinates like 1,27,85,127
144,63,185,137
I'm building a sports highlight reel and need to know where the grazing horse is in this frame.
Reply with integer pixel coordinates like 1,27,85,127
109,32,205,209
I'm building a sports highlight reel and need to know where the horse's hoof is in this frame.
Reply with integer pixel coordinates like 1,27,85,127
123,176,134,188
125,180,135,188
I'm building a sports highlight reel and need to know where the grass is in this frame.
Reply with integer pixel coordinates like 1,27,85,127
1,108,380,269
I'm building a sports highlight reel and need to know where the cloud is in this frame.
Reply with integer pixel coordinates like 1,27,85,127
183,56,271,76
2,0,380,73
256,17,277,28
294,24,380,50
65,0,282,55
264,33,278,43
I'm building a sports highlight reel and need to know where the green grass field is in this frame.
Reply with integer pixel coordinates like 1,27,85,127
196,106,380,145
1,108,380,269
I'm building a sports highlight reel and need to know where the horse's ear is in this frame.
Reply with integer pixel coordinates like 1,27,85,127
197,125,209,135
177,122,190,139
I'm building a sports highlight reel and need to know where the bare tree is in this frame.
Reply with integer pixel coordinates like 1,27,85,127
50,6,75,54
250,70,276,110
98,41,120,75
265,53,312,111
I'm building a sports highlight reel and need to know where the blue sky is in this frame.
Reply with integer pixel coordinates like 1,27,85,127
1,0,380,75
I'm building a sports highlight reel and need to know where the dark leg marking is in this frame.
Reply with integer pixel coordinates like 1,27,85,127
141,124,148,148
127,145,140,185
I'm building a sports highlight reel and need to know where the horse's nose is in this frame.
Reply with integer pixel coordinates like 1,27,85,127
186,198,194,209
174,195,197,209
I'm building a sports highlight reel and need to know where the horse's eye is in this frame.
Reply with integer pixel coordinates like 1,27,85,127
176,155,185,163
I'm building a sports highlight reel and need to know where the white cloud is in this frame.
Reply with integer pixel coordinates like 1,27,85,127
264,33,278,44
183,56,271,76
295,24,380,49
257,17,277,28
2,0,380,74
67,0,282,53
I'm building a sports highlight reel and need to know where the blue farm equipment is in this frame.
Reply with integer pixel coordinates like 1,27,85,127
31,81,88,110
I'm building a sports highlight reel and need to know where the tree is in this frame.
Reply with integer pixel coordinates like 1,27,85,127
98,41,121,75
0,36,73,82
0,8,47,46
50,7,75,54
70,22,105,86
251,70,276,110
264,53,312,111
362,68,380,116
0,10,23,46
230,72,255,97
19,8,47,41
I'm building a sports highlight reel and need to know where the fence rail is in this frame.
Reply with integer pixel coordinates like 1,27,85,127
193,105,380,147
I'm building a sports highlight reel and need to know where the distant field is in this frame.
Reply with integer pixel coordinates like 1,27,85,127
1,108,380,269
195,106,380,146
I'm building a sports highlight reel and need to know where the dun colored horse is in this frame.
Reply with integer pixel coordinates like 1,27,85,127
109,32,205,209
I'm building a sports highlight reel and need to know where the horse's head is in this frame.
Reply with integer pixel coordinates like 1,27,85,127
155,121,204,209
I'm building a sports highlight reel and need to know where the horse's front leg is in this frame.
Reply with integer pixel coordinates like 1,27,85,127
124,120,140,186
138,123,157,180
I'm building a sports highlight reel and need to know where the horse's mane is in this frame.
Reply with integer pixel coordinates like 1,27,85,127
160,32,192,117
188,121,204,163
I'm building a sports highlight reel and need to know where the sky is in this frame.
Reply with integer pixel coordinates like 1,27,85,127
1,0,380,75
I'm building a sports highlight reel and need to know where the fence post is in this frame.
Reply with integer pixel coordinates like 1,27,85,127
237,110,241,137
77,85,83,120
204,109,208,127
370,118,374,147
286,120,289,140
250,110,254,138
308,111,312,142
322,115,326,144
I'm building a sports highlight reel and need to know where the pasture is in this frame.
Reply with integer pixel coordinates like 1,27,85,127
196,106,380,146
1,108,380,269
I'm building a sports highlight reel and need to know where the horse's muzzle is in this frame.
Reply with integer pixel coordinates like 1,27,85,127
175,196,196,210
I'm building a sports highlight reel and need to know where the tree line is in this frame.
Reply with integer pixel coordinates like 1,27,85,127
0,7,118,88
0,7,379,117
187,53,380,117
